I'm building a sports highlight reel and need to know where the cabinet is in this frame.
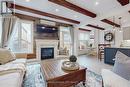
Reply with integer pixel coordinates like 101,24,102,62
104,48,130,65
123,27,130,40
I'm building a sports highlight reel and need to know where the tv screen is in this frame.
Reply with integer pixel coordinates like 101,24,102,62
37,25,58,33
35,24,59,40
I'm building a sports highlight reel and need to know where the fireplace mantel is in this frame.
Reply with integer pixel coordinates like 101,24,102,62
36,39,59,61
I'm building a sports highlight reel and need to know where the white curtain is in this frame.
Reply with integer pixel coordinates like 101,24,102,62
69,26,74,55
0,16,2,46
1,16,17,48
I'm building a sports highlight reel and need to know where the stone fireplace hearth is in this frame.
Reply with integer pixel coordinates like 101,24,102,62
36,39,59,61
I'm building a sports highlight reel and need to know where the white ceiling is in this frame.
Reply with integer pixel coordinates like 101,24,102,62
14,0,130,30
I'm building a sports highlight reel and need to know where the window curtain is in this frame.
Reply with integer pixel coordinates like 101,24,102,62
1,16,17,48
69,26,74,55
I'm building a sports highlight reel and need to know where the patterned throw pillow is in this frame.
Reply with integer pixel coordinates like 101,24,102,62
0,48,16,64
113,51,130,80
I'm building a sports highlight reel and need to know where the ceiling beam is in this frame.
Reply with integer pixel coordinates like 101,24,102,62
13,13,39,21
86,24,105,30
79,28,91,32
48,0,96,18
101,19,120,27
7,3,80,24
117,0,129,6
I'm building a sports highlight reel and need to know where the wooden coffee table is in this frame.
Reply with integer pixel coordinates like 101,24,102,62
41,59,87,87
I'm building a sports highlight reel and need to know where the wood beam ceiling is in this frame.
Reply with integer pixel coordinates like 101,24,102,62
48,0,96,18
13,13,73,26
86,24,105,30
117,0,129,6
7,3,80,24
13,13,39,21
101,19,120,27
79,28,91,32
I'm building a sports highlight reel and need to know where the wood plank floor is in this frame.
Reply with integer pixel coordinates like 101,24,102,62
77,55,113,75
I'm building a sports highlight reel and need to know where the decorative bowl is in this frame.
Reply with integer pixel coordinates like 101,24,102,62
61,61,79,71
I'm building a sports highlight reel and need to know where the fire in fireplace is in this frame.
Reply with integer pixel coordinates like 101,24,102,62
41,48,54,60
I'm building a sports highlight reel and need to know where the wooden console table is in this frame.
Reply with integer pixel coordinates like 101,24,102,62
41,59,87,87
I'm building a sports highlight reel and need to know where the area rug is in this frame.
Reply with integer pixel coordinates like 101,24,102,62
23,63,102,87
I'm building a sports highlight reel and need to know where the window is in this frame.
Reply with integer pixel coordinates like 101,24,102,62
79,32,90,50
60,26,72,54
8,20,33,53
60,26,71,46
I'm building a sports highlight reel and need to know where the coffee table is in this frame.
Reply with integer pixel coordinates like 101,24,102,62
41,59,87,87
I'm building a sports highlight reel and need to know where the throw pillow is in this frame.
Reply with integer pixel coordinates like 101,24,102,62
112,51,130,80
0,48,16,64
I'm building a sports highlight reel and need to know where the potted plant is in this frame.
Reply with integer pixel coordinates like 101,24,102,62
69,55,77,62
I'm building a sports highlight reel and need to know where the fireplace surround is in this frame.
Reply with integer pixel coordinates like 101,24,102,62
36,39,59,61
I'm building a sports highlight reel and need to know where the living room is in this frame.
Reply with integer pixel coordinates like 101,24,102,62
0,0,130,87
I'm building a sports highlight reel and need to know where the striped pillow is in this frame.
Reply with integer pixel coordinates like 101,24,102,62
0,48,16,64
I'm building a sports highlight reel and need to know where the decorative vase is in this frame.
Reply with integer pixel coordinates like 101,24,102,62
69,55,77,62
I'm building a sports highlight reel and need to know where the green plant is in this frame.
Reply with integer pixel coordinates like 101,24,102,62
69,55,77,62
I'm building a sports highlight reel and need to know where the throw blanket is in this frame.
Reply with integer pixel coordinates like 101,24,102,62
0,63,26,76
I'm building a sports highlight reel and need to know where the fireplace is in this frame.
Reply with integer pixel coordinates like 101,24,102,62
41,48,54,60
36,39,59,61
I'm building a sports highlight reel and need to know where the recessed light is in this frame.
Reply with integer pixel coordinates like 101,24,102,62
42,27,45,29
74,15,78,18
95,1,99,5
55,9,59,12
52,28,56,30
119,30,122,32
25,0,30,2
123,20,127,23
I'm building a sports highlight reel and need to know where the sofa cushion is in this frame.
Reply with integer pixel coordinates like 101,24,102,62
0,72,24,87
6,59,27,65
102,69,130,87
112,51,130,80
0,48,16,65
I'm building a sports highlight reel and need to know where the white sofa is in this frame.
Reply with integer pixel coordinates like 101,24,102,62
0,59,26,87
102,69,130,87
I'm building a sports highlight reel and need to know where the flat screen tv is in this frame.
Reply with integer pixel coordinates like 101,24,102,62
36,24,59,40
37,25,58,33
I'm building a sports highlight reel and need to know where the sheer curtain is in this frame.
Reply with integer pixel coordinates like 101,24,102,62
59,26,73,55
8,19,33,53
0,16,2,47
1,16,17,48
69,26,74,55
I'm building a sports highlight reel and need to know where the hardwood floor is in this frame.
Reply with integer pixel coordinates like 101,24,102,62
77,55,113,75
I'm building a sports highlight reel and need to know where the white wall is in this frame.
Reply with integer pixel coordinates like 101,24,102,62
93,27,123,50
99,30,104,44
97,28,123,47
114,30,123,47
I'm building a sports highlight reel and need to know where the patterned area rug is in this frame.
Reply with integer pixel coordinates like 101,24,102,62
23,63,102,87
